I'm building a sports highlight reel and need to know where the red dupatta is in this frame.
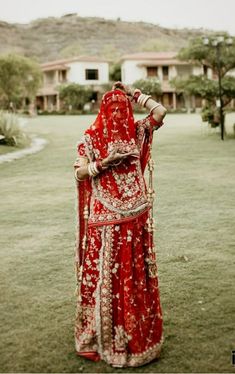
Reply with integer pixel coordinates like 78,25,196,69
74,89,155,283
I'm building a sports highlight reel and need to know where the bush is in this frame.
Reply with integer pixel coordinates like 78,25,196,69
132,78,162,96
201,106,220,127
0,111,31,147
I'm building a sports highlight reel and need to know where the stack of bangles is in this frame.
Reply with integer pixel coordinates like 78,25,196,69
88,160,104,177
132,90,162,114
74,159,108,181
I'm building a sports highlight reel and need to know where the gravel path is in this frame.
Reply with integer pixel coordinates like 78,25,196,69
0,137,48,164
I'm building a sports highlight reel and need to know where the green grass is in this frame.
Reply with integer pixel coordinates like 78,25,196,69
0,113,234,373
0,144,16,155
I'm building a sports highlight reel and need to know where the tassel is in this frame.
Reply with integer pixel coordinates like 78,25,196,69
145,139,158,278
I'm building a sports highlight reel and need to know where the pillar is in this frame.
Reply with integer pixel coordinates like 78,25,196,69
173,92,177,110
56,94,60,111
43,96,48,111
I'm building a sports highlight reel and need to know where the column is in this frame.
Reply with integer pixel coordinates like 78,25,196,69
158,66,163,82
191,95,196,110
56,94,60,111
55,70,59,84
173,92,177,110
43,96,48,111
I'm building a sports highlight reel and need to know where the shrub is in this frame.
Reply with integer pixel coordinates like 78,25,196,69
0,111,31,147
201,106,220,127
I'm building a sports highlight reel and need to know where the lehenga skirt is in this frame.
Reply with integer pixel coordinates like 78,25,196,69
74,210,163,367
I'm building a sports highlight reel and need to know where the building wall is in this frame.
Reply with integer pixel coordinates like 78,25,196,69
66,61,109,85
121,61,146,84
122,60,204,85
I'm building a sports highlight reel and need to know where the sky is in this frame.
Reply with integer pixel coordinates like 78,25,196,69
0,0,234,35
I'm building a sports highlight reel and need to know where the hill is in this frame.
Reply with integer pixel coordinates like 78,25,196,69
0,15,214,63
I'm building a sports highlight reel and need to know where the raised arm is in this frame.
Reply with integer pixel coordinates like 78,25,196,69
111,82,167,124
132,89,167,124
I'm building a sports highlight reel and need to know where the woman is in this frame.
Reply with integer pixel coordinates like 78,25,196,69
73,82,167,367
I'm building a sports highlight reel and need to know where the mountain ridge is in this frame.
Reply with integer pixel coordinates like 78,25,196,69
0,15,215,63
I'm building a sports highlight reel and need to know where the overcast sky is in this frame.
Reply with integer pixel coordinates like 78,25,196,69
0,0,234,35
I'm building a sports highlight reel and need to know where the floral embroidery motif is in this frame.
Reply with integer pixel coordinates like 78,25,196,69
114,325,132,351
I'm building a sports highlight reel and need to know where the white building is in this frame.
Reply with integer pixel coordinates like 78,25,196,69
121,52,204,110
36,56,109,111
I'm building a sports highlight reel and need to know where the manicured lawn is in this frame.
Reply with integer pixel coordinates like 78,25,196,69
0,144,16,155
0,113,234,373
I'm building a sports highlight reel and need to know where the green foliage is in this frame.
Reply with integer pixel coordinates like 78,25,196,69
173,35,235,127
201,105,220,127
132,78,162,96
100,83,114,94
172,75,218,100
0,54,42,109
58,83,93,110
109,63,121,82
220,76,235,105
0,111,31,147
178,35,235,76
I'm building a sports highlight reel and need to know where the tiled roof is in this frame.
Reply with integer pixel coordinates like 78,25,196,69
121,52,178,60
42,64,70,72
41,56,110,68
121,51,189,65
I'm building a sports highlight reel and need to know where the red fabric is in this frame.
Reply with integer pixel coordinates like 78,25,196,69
85,89,136,159
76,351,101,362
74,90,164,367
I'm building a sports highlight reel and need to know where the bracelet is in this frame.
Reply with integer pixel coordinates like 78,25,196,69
137,93,152,107
88,162,99,177
150,103,162,115
88,160,109,177
74,168,83,182
96,159,103,172
96,159,108,172
132,89,142,103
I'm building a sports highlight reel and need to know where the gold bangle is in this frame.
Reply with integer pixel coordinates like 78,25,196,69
74,167,83,182
150,103,161,115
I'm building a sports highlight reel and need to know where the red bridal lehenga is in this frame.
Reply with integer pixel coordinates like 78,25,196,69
73,89,164,367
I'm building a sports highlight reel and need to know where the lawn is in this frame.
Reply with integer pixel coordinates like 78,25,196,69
0,113,234,373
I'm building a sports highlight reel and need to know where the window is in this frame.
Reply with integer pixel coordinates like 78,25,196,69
61,70,67,82
203,65,208,76
85,69,99,80
162,66,169,80
147,66,158,77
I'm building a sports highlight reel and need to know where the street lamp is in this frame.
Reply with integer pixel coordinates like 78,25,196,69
203,36,233,140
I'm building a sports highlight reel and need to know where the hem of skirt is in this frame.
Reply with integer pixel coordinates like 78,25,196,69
106,335,164,368
76,350,101,362
87,206,150,227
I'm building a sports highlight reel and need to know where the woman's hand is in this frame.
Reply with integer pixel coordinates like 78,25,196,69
112,81,135,99
102,149,139,167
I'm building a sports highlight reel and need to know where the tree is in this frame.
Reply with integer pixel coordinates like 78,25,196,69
0,54,42,109
172,34,235,132
109,63,121,82
132,78,162,97
58,83,93,110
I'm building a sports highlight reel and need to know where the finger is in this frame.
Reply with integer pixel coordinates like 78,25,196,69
118,151,138,158
109,149,117,156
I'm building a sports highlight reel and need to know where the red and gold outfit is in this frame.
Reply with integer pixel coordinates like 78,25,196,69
74,89,165,367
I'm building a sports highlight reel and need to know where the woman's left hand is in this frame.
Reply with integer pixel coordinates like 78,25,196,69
102,149,138,167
